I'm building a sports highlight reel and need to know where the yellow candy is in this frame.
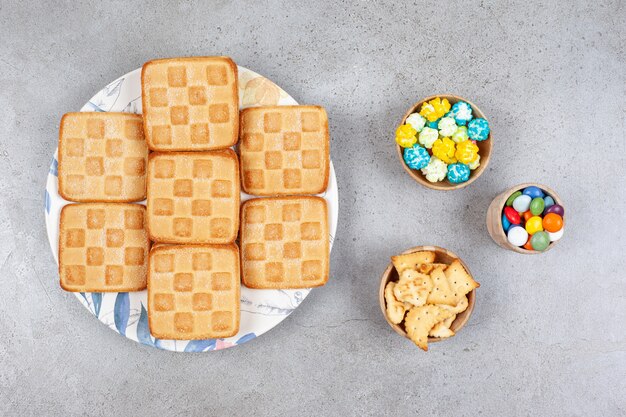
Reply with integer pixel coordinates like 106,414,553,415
395,124,417,148
431,137,457,164
525,216,544,235
455,140,479,164
419,97,451,122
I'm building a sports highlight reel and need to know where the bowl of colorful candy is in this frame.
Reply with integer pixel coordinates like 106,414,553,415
486,183,565,254
395,94,492,190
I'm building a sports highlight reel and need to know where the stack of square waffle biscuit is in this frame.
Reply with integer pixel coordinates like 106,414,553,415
58,56,330,341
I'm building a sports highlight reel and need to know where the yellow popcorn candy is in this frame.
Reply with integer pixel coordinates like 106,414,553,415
395,124,418,148
431,137,457,164
419,97,451,122
454,140,479,164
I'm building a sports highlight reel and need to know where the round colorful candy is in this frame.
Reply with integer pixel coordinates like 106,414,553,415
438,117,458,137
522,186,544,199
449,101,473,126
543,213,563,233
504,206,521,225
395,124,417,148
522,210,533,223
467,118,490,141
544,204,564,216
512,194,531,213
523,237,534,250
507,226,528,247
525,216,543,235
529,197,545,216
403,145,431,170
505,191,522,207
418,127,439,149
543,196,555,210
530,231,550,251
405,113,426,133
501,213,512,232
447,163,470,184
548,228,564,242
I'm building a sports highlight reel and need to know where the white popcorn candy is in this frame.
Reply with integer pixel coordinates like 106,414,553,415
418,127,439,149
405,113,426,133
468,153,480,170
421,156,447,182
437,117,457,137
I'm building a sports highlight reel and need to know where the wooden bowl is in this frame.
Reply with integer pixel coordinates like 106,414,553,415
396,94,492,190
486,183,565,254
378,245,476,344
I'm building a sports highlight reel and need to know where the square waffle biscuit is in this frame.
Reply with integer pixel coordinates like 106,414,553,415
239,105,330,196
240,196,329,289
147,150,240,244
141,57,238,151
59,203,149,292
58,112,148,202
148,244,240,339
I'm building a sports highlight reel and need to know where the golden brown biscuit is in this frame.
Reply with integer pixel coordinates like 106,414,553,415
404,305,454,351
239,105,330,196
148,244,240,339
390,251,436,273
58,112,148,202
141,57,238,151
146,150,240,244
240,196,329,289
59,203,149,292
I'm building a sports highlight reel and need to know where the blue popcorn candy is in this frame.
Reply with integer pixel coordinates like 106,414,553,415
446,163,471,183
467,118,490,141
427,119,440,129
450,101,473,126
403,144,431,170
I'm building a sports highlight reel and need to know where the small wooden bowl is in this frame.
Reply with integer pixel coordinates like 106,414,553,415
379,246,476,344
396,94,492,190
486,183,565,254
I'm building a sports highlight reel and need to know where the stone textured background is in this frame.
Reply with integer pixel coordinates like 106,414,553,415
1,1,625,415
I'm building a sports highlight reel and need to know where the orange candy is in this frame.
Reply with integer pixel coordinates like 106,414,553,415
522,211,533,222
543,213,563,233
523,238,534,250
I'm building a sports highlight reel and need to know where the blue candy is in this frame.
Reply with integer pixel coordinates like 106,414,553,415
450,101,473,126
544,195,555,210
522,186,545,199
427,120,440,129
467,118,490,141
403,144,431,170
446,163,470,183
502,213,512,232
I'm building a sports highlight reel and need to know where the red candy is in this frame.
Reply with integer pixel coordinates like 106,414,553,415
504,207,521,225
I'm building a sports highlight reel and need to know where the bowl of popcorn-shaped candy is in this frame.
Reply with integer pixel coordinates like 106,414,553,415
395,95,492,190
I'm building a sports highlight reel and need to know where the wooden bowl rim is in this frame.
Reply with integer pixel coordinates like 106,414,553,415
396,94,492,191
378,245,476,343
490,183,565,254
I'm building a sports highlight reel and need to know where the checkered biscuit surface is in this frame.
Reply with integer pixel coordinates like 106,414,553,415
141,57,238,151
239,105,330,196
59,203,149,292
240,196,329,289
58,112,148,202
148,244,240,339
147,150,240,244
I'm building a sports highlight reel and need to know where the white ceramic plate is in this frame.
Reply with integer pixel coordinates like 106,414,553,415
44,65,338,352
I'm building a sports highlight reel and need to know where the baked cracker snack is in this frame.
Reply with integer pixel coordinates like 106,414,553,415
384,282,408,324
429,316,456,339
141,57,238,151
393,269,432,307
239,105,330,195
391,251,436,273
148,244,240,339
426,266,457,306
240,196,329,289
146,150,240,244
59,203,149,292
58,112,148,202
404,305,454,351
445,259,480,300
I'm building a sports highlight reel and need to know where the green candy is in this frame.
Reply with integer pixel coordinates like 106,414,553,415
530,231,550,251
506,191,522,207
530,197,545,216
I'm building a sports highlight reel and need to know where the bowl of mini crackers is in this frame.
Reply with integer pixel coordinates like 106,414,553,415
379,246,479,351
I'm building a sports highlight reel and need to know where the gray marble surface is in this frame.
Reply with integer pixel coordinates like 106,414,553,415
1,1,625,416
